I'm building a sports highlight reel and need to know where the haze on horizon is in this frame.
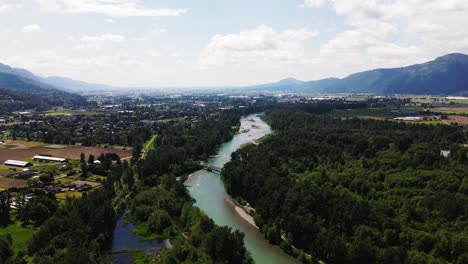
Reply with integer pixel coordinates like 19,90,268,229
0,0,467,88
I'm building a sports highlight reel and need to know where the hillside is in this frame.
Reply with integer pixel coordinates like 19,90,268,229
247,53,468,95
0,72,87,113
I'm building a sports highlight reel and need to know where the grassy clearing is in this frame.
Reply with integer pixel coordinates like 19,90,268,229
433,110,468,115
56,191,83,200
404,120,445,125
3,140,45,148
42,109,105,116
345,96,369,102
144,134,158,151
0,222,36,254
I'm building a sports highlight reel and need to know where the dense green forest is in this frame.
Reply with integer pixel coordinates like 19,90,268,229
127,110,254,263
223,109,468,264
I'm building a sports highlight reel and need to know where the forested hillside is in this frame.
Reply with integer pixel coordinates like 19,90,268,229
223,109,468,264
0,72,87,113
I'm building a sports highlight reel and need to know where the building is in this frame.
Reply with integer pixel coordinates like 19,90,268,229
4,160,32,167
17,171,36,179
394,117,422,121
440,149,451,158
33,155,68,163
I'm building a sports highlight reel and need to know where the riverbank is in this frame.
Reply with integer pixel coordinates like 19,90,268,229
185,113,299,264
225,197,258,229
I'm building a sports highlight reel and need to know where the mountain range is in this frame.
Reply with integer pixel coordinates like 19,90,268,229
0,53,467,106
245,53,468,95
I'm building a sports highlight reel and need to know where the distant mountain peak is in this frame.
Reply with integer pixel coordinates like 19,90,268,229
278,78,304,84
245,53,468,95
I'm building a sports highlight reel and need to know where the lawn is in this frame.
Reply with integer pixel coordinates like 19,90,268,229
0,222,36,254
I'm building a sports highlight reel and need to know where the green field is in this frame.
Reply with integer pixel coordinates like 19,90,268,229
41,108,106,116
144,134,158,151
0,222,36,254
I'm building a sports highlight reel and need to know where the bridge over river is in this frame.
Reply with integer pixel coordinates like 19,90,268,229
204,164,222,173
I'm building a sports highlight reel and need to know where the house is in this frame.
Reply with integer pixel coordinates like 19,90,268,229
58,164,73,171
17,170,36,179
45,186,62,193
0,119,5,124
4,160,33,167
33,155,68,163
77,184,92,192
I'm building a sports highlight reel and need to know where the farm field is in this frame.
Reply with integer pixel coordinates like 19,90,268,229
432,107,468,115
442,115,468,125
0,146,132,163
0,177,28,188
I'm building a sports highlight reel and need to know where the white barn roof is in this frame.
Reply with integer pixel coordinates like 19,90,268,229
4,160,32,167
33,155,67,162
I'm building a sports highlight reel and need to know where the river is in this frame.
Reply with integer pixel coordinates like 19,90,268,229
185,113,299,264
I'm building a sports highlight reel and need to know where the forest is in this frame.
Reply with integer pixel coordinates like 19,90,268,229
126,109,254,263
1,104,254,264
223,109,468,264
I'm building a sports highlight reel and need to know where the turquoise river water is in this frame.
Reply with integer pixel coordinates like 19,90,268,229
185,113,298,264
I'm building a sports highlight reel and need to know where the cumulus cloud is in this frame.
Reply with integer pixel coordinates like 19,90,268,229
1,0,186,17
147,50,161,57
302,0,468,75
23,24,42,33
79,33,127,49
201,25,319,66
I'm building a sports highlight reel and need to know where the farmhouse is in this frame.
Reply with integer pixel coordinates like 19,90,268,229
17,170,36,179
4,160,32,167
33,155,68,163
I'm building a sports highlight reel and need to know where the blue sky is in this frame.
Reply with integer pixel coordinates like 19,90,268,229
0,0,467,87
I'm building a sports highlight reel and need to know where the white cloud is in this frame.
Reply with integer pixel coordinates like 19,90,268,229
147,50,161,57
301,0,327,8
23,24,42,33
201,25,319,66
0,29,13,34
303,0,468,76
79,33,127,49
0,50,157,86
1,0,186,17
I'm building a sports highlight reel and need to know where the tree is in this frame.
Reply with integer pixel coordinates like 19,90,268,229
80,163,88,178
0,192,11,226
0,234,13,263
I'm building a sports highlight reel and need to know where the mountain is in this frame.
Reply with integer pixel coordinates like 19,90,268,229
0,71,87,114
43,76,116,92
246,78,306,92
0,63,118,93
247,53,468,95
